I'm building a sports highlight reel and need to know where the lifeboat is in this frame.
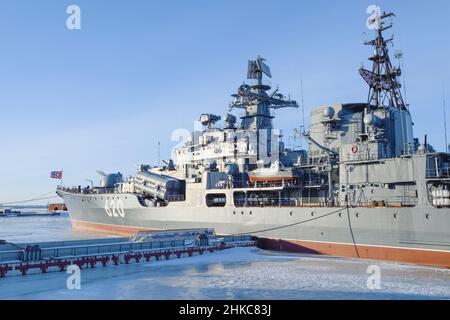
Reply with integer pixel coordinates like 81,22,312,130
248,161,300,183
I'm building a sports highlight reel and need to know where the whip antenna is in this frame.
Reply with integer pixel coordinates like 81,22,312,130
444,87,448,153
300,79,305,133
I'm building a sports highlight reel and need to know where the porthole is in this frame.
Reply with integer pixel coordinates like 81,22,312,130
355,213,359,218
426,214,430,220
290,211,293,216
233,211,236,215
393,213,398,219
241,211,244,215
311,212,314,217
249,211,252,215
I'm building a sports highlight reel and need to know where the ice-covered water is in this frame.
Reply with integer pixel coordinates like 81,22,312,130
0,213,449,300
0,213,114,243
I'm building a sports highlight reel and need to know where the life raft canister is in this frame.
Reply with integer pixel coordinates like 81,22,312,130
351,145,359,154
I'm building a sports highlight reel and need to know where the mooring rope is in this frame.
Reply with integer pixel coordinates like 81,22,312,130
0,192,59,206
229,206,349,236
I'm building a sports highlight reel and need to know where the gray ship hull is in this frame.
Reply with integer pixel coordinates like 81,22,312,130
59,191,450,268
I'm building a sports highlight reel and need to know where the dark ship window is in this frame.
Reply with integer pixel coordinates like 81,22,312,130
233,191,246,207
206,194,226,207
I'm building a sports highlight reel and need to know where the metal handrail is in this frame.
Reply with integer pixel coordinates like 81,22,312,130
426,168,450,178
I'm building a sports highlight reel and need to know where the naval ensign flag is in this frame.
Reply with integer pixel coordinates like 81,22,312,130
51,171,63,180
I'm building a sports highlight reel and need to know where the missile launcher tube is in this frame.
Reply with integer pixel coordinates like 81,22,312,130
134,171,182,200
135,171,181,191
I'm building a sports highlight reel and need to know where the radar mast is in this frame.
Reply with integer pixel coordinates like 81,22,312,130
229,55,299,132
229,56,298,161
359,12,407,111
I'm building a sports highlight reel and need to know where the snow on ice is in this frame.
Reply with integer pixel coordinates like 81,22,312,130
0,213,449,300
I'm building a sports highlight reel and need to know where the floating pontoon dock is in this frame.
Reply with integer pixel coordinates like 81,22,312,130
0,229,255,278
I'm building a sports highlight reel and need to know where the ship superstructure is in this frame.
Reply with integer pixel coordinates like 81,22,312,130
58,12,450,268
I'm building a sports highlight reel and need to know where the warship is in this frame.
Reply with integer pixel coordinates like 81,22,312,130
58,12,450,268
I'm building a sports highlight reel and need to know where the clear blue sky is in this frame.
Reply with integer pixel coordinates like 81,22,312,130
0,0,449,204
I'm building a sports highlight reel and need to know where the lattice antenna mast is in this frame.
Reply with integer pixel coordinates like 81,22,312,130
359,12,407,111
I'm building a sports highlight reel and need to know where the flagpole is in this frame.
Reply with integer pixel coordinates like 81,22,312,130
51,170,64,188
